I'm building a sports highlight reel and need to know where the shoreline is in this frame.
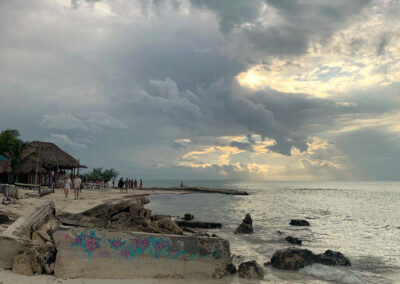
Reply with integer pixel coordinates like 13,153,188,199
0,186,243,282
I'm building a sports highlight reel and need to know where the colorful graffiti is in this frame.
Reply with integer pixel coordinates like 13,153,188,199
64,230,222,261
71,230,102,258
107,238,126,251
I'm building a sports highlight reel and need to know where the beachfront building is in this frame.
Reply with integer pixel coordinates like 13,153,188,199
0,141,86,185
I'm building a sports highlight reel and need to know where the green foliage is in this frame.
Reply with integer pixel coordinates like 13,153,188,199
84,167,119,182
0,129,21,155
0,129,34,183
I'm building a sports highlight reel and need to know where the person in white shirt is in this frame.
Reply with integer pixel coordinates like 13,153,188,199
64,175,72,199
73,176,82,200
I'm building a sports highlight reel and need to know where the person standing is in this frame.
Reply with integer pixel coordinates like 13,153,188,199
140,179,142,189
133,179,137,189
118,177,124,193
64,175,72,199
125,178,129,193
73,175,82,200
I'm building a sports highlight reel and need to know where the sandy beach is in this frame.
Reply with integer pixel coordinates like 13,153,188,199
2,187,185,218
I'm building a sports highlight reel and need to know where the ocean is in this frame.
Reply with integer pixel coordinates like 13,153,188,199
144,180,400,283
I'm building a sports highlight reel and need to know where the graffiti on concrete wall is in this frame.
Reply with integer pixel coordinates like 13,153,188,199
70,230,102,258
63,230,221,261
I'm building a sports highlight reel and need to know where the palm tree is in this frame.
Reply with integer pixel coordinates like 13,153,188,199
7,140,33,183
0,129,20,155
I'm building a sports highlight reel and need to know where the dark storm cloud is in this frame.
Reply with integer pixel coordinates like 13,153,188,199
189,0,372,55
335,128,400,180
0,0,398,180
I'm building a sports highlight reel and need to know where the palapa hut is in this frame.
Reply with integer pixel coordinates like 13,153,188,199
0,141,85,184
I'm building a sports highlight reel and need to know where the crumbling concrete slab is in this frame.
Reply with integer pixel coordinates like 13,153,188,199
54,226,232,279
0,201,55,269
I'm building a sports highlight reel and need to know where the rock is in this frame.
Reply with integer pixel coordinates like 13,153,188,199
317,250,351,266
175,220,222,229
57,212,109,228
181,226,199,234
157,217,183,235
270,247,351,270
184,213,194,221
44,262,55,274
234,223,253,234
226,263,237,274
285,236,302,245
0,213,10,223
271,247,317,270
32,218,60,244
243,213,252,225
110,212,130,223
290,219,310,226
264,261,271,267
237,260,264,280
12,253,34,276
234,213,254,234
12,247,46,275
130,207,152,219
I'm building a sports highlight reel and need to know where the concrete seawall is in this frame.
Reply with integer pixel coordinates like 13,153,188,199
54,226,232,279
0,201,54,268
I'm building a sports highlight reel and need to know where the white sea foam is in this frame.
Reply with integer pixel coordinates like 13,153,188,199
301,264,362,284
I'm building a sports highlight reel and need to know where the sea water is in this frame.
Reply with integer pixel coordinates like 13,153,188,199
144,180,400,283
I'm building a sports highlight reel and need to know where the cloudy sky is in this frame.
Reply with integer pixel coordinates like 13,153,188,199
1,0,399,180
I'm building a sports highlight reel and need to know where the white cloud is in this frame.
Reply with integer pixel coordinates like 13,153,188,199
39,112,89,131
47,133,88,151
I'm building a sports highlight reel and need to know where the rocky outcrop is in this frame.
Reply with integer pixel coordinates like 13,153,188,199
234,213,253,234
290,219,310,226
176,220,222,229
317,250,351,266
271,247,316,270
156,217,184,235
285,236,302,245
184,213,194,221
0,213,10,224
226,263,237,274
237,260,264,280
271,247,351,270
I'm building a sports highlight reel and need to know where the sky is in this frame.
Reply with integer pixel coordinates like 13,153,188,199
0,0,399,181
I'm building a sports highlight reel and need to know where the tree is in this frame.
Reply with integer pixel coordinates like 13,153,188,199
7,140,34,183
101,168,119,183
0,129,21,155
83,168,119,182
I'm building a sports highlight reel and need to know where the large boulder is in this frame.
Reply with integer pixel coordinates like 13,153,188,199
290,219,310,226
285,236,302,245
234,213,253,234
226,263,237,274
238,260,264,280
271,247,316,270
317,250,351,266
271,248,351,270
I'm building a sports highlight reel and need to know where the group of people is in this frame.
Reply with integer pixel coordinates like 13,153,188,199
63,175,82,200
118,177,142,192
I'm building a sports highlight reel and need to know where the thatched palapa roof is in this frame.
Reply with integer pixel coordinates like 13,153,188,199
0,141,82,174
